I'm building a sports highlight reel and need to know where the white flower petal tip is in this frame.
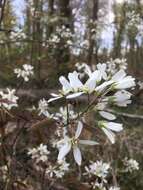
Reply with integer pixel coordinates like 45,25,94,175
48,96,62,103
102,127,116,144
73,146,82,166
75,121,83,139
59,76,72,92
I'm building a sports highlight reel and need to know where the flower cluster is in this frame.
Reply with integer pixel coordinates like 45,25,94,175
123,158,139,173
10,29,26,40
49,69,135,102
84,160,120,190
106,58,128,74
10,59,139,188
75,59,128,80
45,159,70,178
85,160,110,181
47,63,135,166
14,64,34,82
55,105,78,125
48,25,73,48
38,98,53,118
0,88,18,110
127,11,141,29
28,144,50,163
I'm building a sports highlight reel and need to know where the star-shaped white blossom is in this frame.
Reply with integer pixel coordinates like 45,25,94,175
57,121,98,165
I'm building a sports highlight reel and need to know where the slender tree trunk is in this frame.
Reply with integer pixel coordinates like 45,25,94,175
87,0,99,65
46,0,54,39
0,0,6,28
113,2,126,58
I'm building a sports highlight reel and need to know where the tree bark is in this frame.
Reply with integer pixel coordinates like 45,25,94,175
87,0,99,65
0,0,6,28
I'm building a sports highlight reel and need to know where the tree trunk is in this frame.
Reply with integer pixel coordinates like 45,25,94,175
87,0,99,65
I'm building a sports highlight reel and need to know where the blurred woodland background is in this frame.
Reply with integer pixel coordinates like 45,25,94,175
0,0,143,87
0,0,143,190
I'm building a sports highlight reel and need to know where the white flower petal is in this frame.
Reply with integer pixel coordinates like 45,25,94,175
58,143,71,161
66,92,84,99
112,70,126,81
85,77,96,93
99,111,116,120
90,70,102,82
50,93,59,97
59,76,71,92
73,146,82,165
79,140,99,145
95,81,113,92
102,127,115,144
116,77,135,89
106,122,123,132
75,121,83,138
48,96,62,103
68,71,83,89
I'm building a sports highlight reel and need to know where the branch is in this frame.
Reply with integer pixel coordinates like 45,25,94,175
0,27,15,33
106,108,143,120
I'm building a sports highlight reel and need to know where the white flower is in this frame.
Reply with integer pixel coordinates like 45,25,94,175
58,159,70,172
63,71,83,92
91,181,106,190
112,70,135,89
55,159,70,178
38,99,52,117
28,144,50,163
124,158,139,173
23,64,33,73
14,64,33,82
14,68,23,77
57,121,98,165
109,186,120,190
106,58,127,74
85,160,110,180
138,81,143,90
48,72,83,102
98,121,123,144
45,165,56,178
0,88,18,109
55,105,78,124
45,159,70,178
97,63,107,80
111,90,132,107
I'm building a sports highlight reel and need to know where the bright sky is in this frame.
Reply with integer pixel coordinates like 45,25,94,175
13,0,25,24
